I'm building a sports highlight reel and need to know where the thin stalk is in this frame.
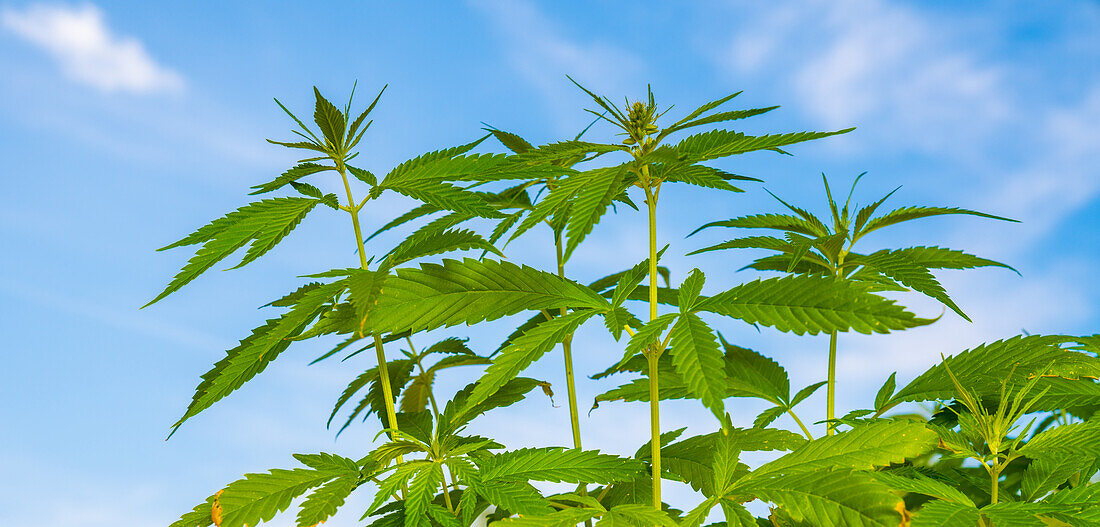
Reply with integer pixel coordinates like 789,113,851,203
827,331,837,436
643,181,662,510
337,164,401,445
786,409,814,440
987,460,1001,505
553,228,584,450
407,336,441,417
440,466,456,513
555,228,591,527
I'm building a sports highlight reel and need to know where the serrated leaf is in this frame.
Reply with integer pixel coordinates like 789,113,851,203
741,470,905,527
667,312,726,418
444,377,546,432
697,275,932,335
1022,455,1085,501
564,164,627,260
465,310,596,412
384,228,503,269
874,372,897,411
250,163,333,194
754,421,936,476
313,87,346,150
689,213,824,238
871,470,974,506
855,249,969,320
480,447,643,484
366,258,609,335
911,499,981,527
662,128,853,162
215,454,359,527
296,475,358,526
170,279,346,435
858,206,1017,238
148,197,323,306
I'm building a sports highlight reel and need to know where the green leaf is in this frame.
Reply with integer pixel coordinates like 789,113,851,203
479,447,643,484
404,463,443,527
1021,421,1100,457
347,165,378,187
718,337,790,404
366,258,610,335
911,500,981,527
444,377,547,431
147,197,323,306
664,106,779,134
980,503,1061,526
886,335,1100,412
169,494,217,527
471,478,554,516
689,213,824,238
667,312,726,418
754,421,936,476
1022,455,1085,501
379,177,501,218
854,249,969,320
886,246,1018,274
487,128,535,153
662,128,854,162
564,164,628,260
742,470,905,527
215,454,360,527
858,206,1017,238
668,91,743,129
170,279,347,435
491,508,601,527
652,163,751,192
871,470,974,506
677,269,706,312
313,87,346,150
697,275,933,335
296,475,358,526
605,504,678,527
250,163,333,194
366,203,441,242
384,228,503,268
874,372,897,411
465,310,597,411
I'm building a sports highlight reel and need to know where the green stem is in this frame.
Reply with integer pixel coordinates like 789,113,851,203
555,229,591,527
989,462,1000,505
643,181,662,510
553,228,584,451
441,465,456,513
786,409,814,440
827,331,837,436
337,165,401,445
408,336,441,417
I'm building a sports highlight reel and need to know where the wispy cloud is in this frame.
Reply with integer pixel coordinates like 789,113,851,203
468,0,643,133
1,3,183,94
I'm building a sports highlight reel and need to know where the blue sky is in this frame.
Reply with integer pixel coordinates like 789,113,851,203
1,1,1098,525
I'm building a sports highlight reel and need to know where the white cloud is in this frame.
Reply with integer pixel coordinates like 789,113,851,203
468,0,643,133
1,3,183,94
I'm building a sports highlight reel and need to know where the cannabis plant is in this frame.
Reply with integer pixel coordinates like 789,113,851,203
687,174,1017,434
151,82,1099,527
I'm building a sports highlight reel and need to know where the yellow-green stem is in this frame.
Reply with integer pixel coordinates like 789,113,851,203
989,462,1000,505
338,165,401,445
441,465,456,513
827,331,837,436
786,409,814,440
554,229,584,450
643,181,662,510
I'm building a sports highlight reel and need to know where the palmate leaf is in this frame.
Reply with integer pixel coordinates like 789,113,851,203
741,470,905,527
213,453,361,527
753,421,936,476
686,235,799,256
883,335,1100,412
663,106,780,134
366,258,610,335
1022,455,1085,501
857,205,1017,238
659,128,854,163
667,312,726,418
853,248,969,320
465,310,597,411
650,163,754,192
377,177,501,218
383,135,490,182
297,475,359,526
443,377,547,432
147,197,324,307
563,164,628,260
644,429,804,494
169,278,348,436
478,447,643,484
507,165,624,246
1020,421,1100,457
383,228,503,269
696,275,932,335
689,213,825,238
911,500,981,527
405,462,443,527
888,246,1017,273
249,162,333,194
491,508,601,527
871,469,974,506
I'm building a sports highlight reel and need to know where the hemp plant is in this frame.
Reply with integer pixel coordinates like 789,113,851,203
152,80,1099,527
688,174,1017,434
